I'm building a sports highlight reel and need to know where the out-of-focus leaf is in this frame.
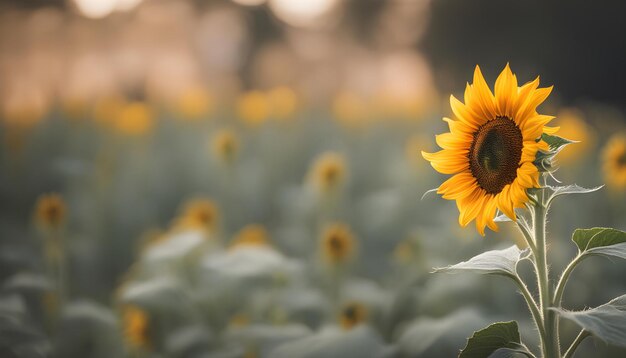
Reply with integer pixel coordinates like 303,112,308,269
142,229,205,262
56,301,124,358
2,273,51,293
397,308,488,357
433,246,528,278
270,325,395,358
225,323,311,356
119,276,189,309
552,294,626,348
459,321,530,358
572,228,626,253
202,246,301,279
166,325,213,357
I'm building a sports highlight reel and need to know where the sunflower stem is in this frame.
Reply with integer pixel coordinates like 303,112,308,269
533,187,560,358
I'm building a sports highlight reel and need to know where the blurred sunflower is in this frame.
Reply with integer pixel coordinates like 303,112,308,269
34,193,66,232
267,86,298,120
422,64,556,235
602,134,626,190
339,301,368,330
230,224,270,249
552,108,594,165
122,305,150,351
113,101,154,136
237,90,270,126
211,129,239,165
320,223,356,265
332,91,370,128
308,152,347,195
174,86,214,120
174,199,220,234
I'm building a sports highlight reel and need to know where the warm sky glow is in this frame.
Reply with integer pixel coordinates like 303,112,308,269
73,0,144,19
231,0,267,6
268,0,339,27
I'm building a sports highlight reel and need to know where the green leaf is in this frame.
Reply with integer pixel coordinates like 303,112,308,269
433,246,528,278
552,294,626,348
459,321,528,358
572,227,626,253
540,133,575,152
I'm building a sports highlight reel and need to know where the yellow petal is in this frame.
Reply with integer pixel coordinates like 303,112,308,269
450,95,481,129
494,63,518,118
471,65,497,120
439,172,477,199
495,185,516,221
435,132,472,150
516,86,553,126
422,150,469,174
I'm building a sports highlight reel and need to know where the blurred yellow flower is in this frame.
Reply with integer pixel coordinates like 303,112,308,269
174,86,214,120
122,305,150,350
229,313,251,328
211,129,240,165
267,86,298,120
113,102,154,136
230,224,270,249
332,91,369,128
60,97,91,120
552,108,594,165
422,64,556,235
34,193,66,231
237,90,270,126
393,241,415,264
174,199,220,234
602,134,626,190
339,302,368,330
308,152,347,195
93,95,125,124
320,223,356,265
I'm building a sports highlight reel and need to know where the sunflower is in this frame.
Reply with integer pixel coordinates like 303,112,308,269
320,223,356,265
113,101,154,136
34,193,66,231
122,305,150,350
174,86,213,120
339,301,368,330
422,64,557,235
211,129,239,165
173,199,220,233
308,152,347,195
602,134,626,190
237,90,270,126
230,224,270,249
552,108,594,165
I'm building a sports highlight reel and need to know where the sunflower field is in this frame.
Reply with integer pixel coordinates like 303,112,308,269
1,1,626,357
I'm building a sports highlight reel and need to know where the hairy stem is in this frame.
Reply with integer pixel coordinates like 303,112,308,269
563,330,589,358
513,275,546,344
533,188,560,358
553,255,584,307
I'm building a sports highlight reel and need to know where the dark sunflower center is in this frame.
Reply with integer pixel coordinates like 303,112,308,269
618,151,626,167
469,116,523,194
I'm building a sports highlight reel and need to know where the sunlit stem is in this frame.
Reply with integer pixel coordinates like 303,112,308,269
516,216,537,255
532,186,560,358
553,255,584,307
563,330,589,358
513,274,546,344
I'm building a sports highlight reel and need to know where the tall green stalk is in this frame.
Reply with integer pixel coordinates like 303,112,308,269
533,187,560,358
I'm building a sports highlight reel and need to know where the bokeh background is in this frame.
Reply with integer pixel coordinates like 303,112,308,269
1,0,625,357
